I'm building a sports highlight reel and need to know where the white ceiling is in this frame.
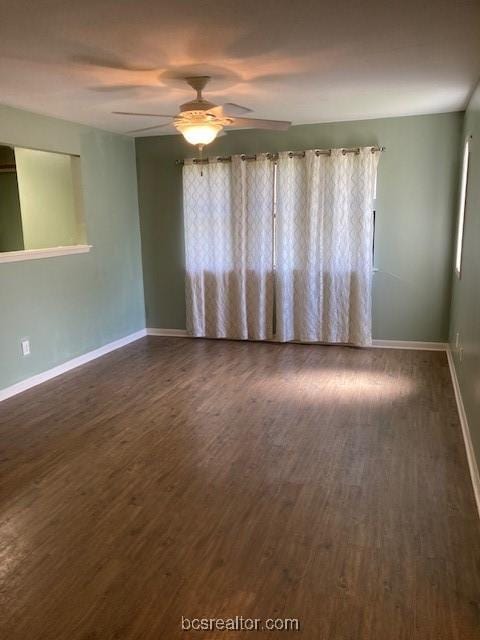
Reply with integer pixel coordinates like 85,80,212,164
1,0,479,136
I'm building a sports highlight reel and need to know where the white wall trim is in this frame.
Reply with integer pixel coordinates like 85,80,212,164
0,329,146,403
371,340,447,351
0,245,92,264
146,330,447,351
147,328,190,337
446,346,480,519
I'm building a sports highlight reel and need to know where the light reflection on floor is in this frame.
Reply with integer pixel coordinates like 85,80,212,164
255,367,416,402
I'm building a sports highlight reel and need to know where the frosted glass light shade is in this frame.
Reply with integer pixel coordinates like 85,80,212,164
177,122,222,146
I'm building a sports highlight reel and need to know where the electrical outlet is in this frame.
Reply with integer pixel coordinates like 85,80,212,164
21,339,30,356
459,347,464,363
455,332,460,349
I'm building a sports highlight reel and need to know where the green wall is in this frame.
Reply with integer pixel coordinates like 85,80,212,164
449,83,480,470
15,147,84,250
135,112,463,340
0,105,145,391
0,172,24,252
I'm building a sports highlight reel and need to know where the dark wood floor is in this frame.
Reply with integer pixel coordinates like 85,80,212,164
0,337,479,639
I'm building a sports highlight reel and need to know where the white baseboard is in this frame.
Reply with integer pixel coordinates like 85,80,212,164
0,329,147,403
446,346,480,519
146,330,447,352
147,328,190,337
371,340,447,351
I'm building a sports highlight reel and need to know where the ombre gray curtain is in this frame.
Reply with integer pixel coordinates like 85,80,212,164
183,155,274,340
275,148,379,346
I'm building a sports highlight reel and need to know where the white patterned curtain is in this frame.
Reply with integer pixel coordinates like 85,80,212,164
183,155,274,340
275,148,379,346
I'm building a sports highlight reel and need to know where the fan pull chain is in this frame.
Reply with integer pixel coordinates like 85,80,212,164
198,144,204,176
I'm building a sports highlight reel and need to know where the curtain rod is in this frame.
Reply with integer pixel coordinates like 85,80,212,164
176,146,385,165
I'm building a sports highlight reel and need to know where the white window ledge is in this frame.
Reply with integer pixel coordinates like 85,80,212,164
0,245,92,264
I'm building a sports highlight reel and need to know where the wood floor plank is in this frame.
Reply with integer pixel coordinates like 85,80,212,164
0,337,479,639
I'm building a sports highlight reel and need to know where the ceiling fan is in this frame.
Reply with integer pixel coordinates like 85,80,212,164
113,76,291,148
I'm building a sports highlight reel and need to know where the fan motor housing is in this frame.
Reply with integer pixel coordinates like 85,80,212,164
179,98,217,114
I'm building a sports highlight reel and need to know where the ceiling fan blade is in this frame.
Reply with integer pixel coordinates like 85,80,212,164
208,103,252,117
225,117,291,131
72,54,156,72
126,122,173,134
91,85,155,93
113,111,176,118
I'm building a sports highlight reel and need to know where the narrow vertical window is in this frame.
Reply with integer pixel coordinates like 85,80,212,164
455,138,470,277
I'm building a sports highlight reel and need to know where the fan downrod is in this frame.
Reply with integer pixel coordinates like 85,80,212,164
185,76,211,99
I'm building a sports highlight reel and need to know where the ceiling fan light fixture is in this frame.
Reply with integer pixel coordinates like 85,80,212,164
113,76,291,139
176,121,223,146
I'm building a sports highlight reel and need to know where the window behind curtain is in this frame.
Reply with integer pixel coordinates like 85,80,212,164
183,156,275,340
